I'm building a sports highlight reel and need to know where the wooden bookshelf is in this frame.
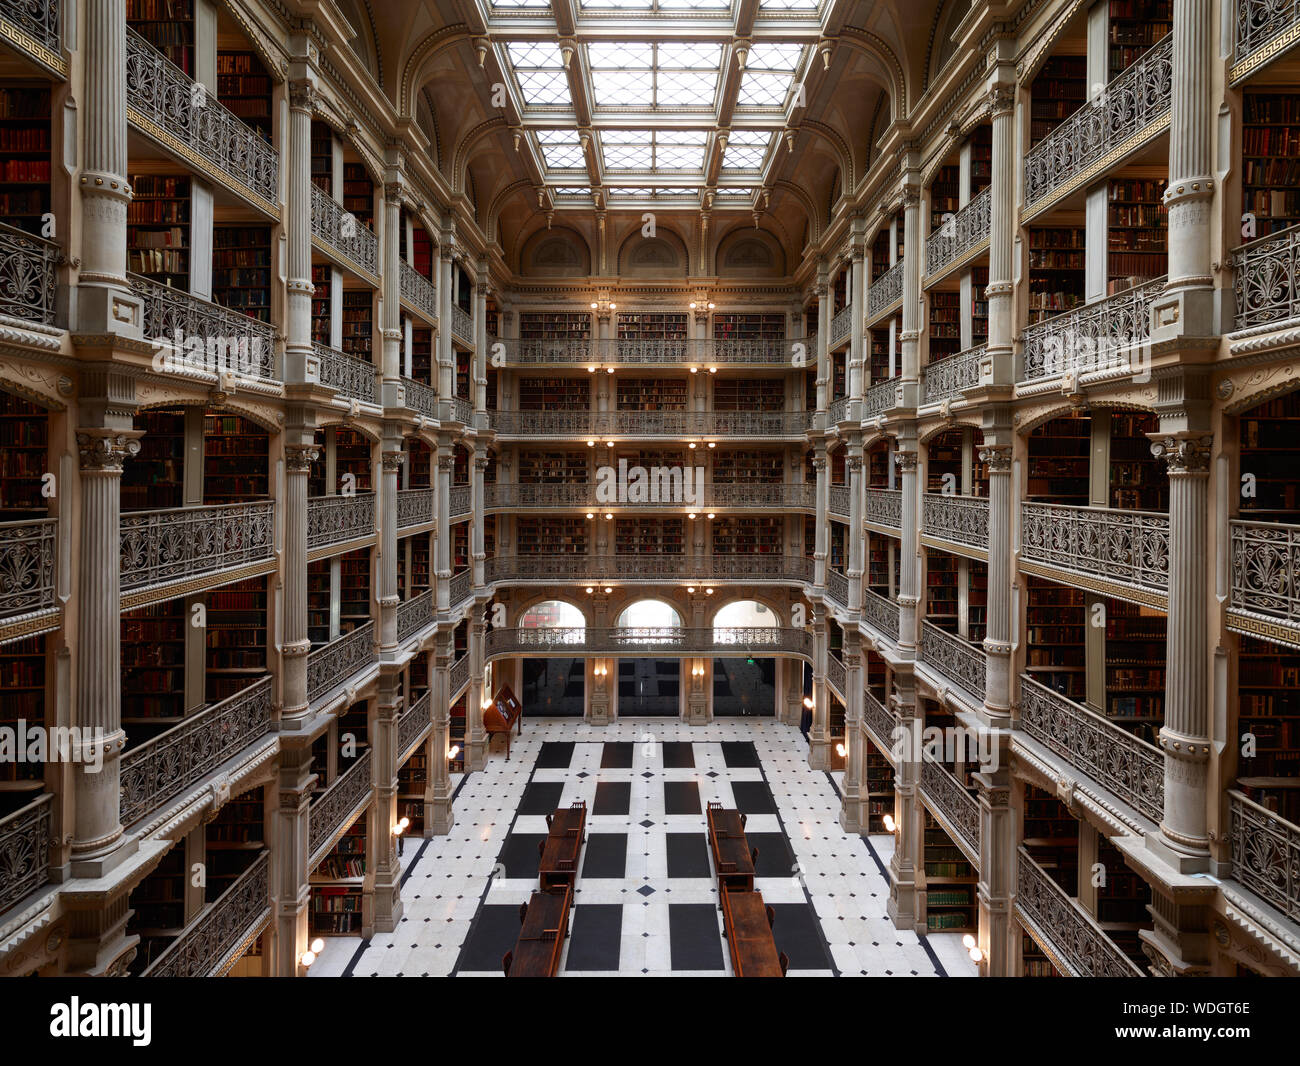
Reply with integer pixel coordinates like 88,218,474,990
519,311,592,340
711,449,783,483
0,85,51,234
121,600,185,736
1027,226,1085,323
968,561,988,644
1022,932,1061,977
711,515,783,554
923,810,977,932
398,531,431,600
456,349,471,400
0,390,48,521
449,691,467,773
204,414,268,504
310,883,364,936
804,513,816,559
307,559,330,646
212,224,271,323
830,520,847,571
616,312,688,340
1107,0,1172,78
342,162,373,231
205,579,267,704
1237,636,1300,817
1030,54,1086,146
865,737,896,832
311,121,333,195
315,818,366,882
128,844,186,957
341,289,373,364
712,313,785,340
216,51,272,141
453,522,469,571
1108,178,1167,295
411,324,433,383
1095,835,1152,970
335,428,373,492
516,516,587,554
969,125,992,195
868,535,897,596
1239,388,1300,518
1027,413,1090,504
1109,411,1167,511
927,430,963,492
1022,784,1078,892
617,378,688,411
924,548,959,630
411,225,434,280
614,517,684,555
398,747,427,835
970,265,989,343
1025,578,1087,701
869,326,891,382
0,635,44,794
930,165,959,234
339,549,371,631
928,290,961,363
1105,600,1166,741
127,0,194,74
518,451,588,483
1242,92,1300,239
519,377,589,410
205,787,265,901
713,378,784,412
128,175,190,288
311,264,332,344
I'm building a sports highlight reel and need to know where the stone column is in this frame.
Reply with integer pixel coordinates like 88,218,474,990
475,261,490,416
283,76,316,382
367,673,403,931
809,606,830,769
975,744,1015,975
435,443,452,613
887,669,922,929
849,216,867,402
839,631,865,833
466,618,487,770
815,266,831,412
894,443,920,657
424,642,455,834
813,445,828,587
71,426,141,877
472,447,488,589
377,443,403,658
847,443,864,611
270,746,313,976
380,175,404,400
281,435,318,728
984,85,1016,382
1151,433,1214,870
980,437,1013,729
899,183,922,385
437,231,456,406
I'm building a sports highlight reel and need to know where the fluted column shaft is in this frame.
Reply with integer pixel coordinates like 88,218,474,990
472,447,488,588
849,229,867,399
981,445,1013,727
424,642,454,834
813,446,829,587
438,242,456,403
895,446,920,656
378,448,402,656
284,83,315,381
79,0,130,294
839,633,865,833
900,189,921,382
1165,0,1214,290
270,747,312,975
809,606,830,770
381,185,403,385
816,267,831,411
435,446,452,612
281,444,317,724
985,88,1016,367
887,674,922,929
474,267,489,415
367,673,402,931
467,620,487,770
847,447,863,611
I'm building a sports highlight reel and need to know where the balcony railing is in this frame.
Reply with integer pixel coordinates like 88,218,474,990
401,377,438,418
862,588,900,641
143,851,270,977
826,651,847,695
922,344,985,406
1229,790,1300,923
119,501,274,593
710,483,816,509
485,553,813,585
1234,0,1300,73
399,261,438,324
397,589,433,643
0,222,60,326
922,493,989,552
920,621,986,701
0,793,52,915
125,28,279,210
449,484,471,517
120,677,272,826
485,482,815,510
0,0,60,59
484,625,813,659
311,184,378,278
828,396,851,426
1016,847,1143,976
451,305,473,344
865,488,902,529
863,690,897,751
1229,519,1300,631
830,304,853,344
1021,502,1169,595
487,410,812,437
491,337,801,367
313,342,377,405
867,261,904,320
307,492,375,551
449,652,470,696
1021,279,1165,382
447,396,474,426
925,187,991,279
825,568,850,607
398,690,432,760
1233,224,1300,332
131,273,277,381
920,759,980,859
1023,34,1173,209
449,568,472,606
307,621,376,703
0,517,55,623
1019,675,1164,822
309,749,373,863
863,378,897,419
828,484,851,517
396,487,434,529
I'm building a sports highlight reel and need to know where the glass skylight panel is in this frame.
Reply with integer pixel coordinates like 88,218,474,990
491,0,552,7
736,42,804,107
714,186,755,197
506,42,572,106
536,130,587,169
607,187,656,197
601,130,655,169
756,0,819,9
580,0,653,8
655,135,707,169
658,0,731,8
587,43,721,109
553,186,593,196
722,130,772,169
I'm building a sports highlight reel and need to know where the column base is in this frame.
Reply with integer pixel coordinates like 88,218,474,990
808,735,830,770
886,872,920,931
426,788,455,835
686,697,709,726
838,795,864,835
466,736,486,772
370,865,404,934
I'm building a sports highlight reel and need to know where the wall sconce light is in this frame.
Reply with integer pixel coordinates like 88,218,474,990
706,513,715,520
586,586,595,594
707,442,716,448
835,742,846,758
687,513,697,520
586,512,595,519
604,512,614,520
708,366,717,373
606,366,615,374
705,587,713,595
591,302,598,309
882,813,896,833
587,439,596,447
688,442,697,449
604,586,613,594
690,366,699,373
393,816,410,855
707,301,715,310
803,696,815,710
447,744,460,760
687,585,696,593
969,946,984,964
605,440,615,446
588,365,597,373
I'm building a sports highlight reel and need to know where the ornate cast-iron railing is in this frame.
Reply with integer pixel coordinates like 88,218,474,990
1229,519,1300,628
1021,279,1165,381
1021,501,1170,594
920,758,980,858
399,261,438,323
0,221,60,325
830,304,853,344
925,187,991,277
867,261,904,320
448,396,474,426
486,482,814,510
0,0,60,57
0,517,56,622
920,620,986,700
314,342,377,405
487,410,812,437
311,183,379,278
449,568,472,605
828,396,851,426
863,690,897,751
401,377,438,418
828,484,851,517
396,488,434,529
486,483,592,509
307,621,376,703
309,750,373,862
1229,789,1300,923
922,493,989,551
125,28,279,209
863,378,897,419
865,488,902,529
483,553,813,585
131,272,277,380
399,691,432,759
0,793,52,914
825,568,850,607
451,305,473,343
119,501,274,592
120,677,272,826
483,626,812,659
307,492,375,550
1234,0,1300,72
1016,847,1143,976
397,589,433,643
449,653,470,697
493,337,800,367
709,483,816,509
922,345,985,405
862,588,900,641
1019,675,1164,822
1023,34,1173,209
143,852,270,977
1233,224,1300,330
449,484,471,517
826,651,847,695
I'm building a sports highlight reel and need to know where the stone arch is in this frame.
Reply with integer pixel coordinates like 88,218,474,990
838,29,909,121
316,417,382,445
616,227,689,278
134,396,283,436
0,360,69,411
513,597,589,629
1222,365,1300,416
336,0,382,84
711,596,786,628
919,417,982,445
615,598,684,628
452,116,508,196
773,180,824,244
415,87,441,170
925,0,972,91
398,25,473,117
519,225,592,277
713,226,786,277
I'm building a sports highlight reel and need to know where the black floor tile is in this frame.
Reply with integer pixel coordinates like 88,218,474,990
535,742,576,769
669,903,725,971
747,832,797,878
600,742,635,768
564,905,623,972
455,905,521,973
497,833,546,879
731,780,777,815
661,742,695,768
720,741,760,768
770,903,835,971
663,780,701,815
518,781,566,815
581,833,628,879
665,833,711,878
593,781,632,816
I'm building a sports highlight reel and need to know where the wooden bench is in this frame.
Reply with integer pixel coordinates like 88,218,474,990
720,884,786,978
707,802,756,892
503,884,572,977
539,800,586,890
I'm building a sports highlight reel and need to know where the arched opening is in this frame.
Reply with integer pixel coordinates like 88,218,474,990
616,598,682,630
713,599,779,718
518,600,586,717
713,599,778,633
614,599,682,717
520,600,586,629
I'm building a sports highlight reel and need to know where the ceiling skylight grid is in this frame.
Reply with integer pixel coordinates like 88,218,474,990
505,41,572,107
600,128,708,172
587,42,722,110
735,42,807,107
721,129,773,170
535,129,587,168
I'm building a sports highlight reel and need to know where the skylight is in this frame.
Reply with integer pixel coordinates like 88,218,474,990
580,0,730,8
721,130,772,170
756,0,820,9
736,43,805,107
505,42,571,107
587,42,722,109
601,129,708,171
536,129,587,168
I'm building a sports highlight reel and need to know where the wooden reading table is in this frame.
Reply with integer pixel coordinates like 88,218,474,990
539,800,587,890
505,884,572,977
706,801,755,891
720,884,784,977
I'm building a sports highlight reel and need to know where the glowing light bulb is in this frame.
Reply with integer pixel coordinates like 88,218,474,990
882,813,896,833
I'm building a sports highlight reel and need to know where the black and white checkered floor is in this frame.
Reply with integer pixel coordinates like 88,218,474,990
311,718,976,977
